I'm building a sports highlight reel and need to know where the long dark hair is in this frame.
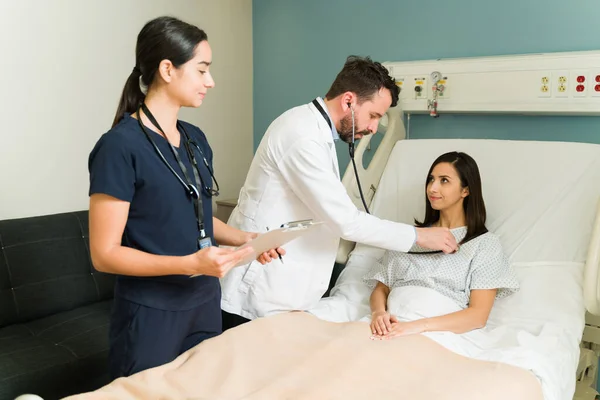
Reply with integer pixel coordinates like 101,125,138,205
415,152,487,244
112,16,208,127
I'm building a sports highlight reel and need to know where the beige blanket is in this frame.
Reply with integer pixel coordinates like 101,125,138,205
64,312,543,400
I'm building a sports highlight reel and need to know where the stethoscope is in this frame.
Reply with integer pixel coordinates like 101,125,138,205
312,99,371,214
135,103,220,248
312,98,482,255
347,103,372,215
136,104,220,199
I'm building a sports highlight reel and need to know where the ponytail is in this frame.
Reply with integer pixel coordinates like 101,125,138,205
112,67,146,128
111,16,208,128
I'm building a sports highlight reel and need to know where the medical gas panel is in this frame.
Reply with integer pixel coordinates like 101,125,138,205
384,50,600,115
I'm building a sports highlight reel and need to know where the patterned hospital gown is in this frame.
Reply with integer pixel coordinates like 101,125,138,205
363,227,519,309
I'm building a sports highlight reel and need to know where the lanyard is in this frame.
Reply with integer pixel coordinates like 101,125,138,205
312,98,332,130
137,104,210,247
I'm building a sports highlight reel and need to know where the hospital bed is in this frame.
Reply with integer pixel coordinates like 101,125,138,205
315,105,600,400
21,102,597,400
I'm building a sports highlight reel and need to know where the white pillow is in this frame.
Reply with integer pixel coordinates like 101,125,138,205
487,262,585,341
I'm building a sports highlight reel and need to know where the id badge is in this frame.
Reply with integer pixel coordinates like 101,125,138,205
198,236,212,249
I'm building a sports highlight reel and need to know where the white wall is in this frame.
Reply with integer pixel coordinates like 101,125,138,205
0,0,253,220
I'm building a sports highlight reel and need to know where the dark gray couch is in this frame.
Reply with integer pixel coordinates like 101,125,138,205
0,211,114,400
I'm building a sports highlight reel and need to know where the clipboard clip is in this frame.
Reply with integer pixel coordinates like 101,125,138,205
280,219,315,229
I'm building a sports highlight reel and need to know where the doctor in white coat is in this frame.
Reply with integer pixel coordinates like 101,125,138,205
220,56,458,328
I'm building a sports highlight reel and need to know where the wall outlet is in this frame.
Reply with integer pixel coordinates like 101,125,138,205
571,70,588,98
553,71,569,98
591,71,600,98
538,73,551,98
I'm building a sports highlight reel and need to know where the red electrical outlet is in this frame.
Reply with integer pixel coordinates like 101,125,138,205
571,71,587,97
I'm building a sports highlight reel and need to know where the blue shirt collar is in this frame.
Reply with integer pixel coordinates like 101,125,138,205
315,97,339,141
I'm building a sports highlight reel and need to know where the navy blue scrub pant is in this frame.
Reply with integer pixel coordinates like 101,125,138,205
108,295,221,380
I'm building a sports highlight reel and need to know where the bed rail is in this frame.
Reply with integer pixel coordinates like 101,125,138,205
584,200,600,316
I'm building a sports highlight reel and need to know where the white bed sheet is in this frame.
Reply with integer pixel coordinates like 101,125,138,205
310,139,600,400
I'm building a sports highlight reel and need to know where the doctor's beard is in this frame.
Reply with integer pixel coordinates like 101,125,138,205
338,113,371,144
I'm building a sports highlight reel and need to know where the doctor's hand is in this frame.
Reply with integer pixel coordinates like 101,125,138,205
188,246,255,278
241,232,287,265
415,227,458,254
370,311,398,336
256,247,286,265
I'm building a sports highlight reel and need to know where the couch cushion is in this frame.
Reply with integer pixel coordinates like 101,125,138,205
0,301,112,400
26,300,112,358
0,245,18,328
0,211,115,327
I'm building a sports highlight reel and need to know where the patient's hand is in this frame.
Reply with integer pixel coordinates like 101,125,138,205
370,311,398,336
375,320,425,340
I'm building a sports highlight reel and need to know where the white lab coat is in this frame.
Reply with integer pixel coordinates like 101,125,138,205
220,98,416,320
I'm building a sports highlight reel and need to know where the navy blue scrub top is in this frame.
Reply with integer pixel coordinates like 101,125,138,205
88,114,219,311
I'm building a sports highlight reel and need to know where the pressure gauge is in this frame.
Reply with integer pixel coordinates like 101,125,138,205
430,71,442,84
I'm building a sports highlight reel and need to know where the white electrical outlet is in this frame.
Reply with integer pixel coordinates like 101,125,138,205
553,71,569,98
538,72,551,98
413,76,428,100
591,71,600,98
570,70,588,98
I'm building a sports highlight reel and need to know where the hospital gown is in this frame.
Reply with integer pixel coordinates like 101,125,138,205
363,226,519,309
361,229,555,399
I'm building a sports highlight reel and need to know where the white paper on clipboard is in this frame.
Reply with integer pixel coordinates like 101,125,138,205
232,220,324,268
190,220,324,277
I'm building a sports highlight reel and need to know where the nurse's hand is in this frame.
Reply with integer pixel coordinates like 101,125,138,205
241,231,258,244
189,246,255,278
415,227,458,254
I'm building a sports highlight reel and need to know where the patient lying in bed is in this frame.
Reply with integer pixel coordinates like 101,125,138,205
363,151,519,340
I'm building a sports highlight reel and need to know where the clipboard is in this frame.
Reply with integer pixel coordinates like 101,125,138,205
232,220,324,268
190,220,324,277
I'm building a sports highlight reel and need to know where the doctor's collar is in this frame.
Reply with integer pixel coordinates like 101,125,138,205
315,97,339,141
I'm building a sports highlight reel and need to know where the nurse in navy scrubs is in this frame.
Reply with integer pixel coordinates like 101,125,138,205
88,16,283,379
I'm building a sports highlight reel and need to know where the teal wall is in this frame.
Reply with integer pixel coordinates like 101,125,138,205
252,0,600,172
